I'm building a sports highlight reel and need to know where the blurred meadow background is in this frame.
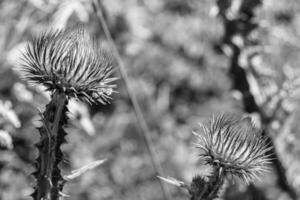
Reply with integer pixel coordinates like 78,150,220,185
0,0,300,199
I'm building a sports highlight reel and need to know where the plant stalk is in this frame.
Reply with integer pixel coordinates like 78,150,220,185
190,166,225,200
32,91,68,200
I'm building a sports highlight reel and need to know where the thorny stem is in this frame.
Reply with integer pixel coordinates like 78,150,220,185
190,166,225,200
32,91,68,200
206,167,225,200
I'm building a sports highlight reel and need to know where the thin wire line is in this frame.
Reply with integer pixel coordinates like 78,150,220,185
91,1,172,200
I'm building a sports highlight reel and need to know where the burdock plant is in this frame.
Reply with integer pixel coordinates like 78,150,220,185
159,114,272,200
18,27,117,200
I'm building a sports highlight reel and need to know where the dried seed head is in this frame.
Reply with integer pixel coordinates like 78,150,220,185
194,114,272,184
19,27,117,104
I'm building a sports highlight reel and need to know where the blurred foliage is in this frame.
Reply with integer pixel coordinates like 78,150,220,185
0,0,300,200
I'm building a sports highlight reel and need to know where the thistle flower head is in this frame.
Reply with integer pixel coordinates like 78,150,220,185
19,27,117,104
194,114,272,184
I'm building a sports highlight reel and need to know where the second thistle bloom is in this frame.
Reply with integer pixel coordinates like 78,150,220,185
20,27,117,104
194,114,272,184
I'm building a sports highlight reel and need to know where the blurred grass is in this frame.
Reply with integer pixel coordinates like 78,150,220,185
0,0,300,200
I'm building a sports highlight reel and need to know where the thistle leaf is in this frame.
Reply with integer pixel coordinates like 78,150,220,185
64,159,107,181
157,176,188,189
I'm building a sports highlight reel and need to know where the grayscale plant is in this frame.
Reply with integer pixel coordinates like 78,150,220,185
20,28,117,104
159,114,272,200
18,27,117,200
194,114,272,184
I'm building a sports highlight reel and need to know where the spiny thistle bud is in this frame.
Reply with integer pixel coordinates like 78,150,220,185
19,27,117,104
17,27,118,200
194,114,272,184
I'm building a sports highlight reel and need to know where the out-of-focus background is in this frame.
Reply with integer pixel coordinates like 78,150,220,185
0,0,300,199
